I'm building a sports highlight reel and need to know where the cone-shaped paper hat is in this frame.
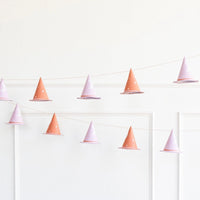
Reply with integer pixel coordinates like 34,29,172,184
119,126,140,150
81,121,98,143
0,79,10,101
121,68,143,94
78,75,100,99
8,104,23,125
161,130,181,153
46,113,61,135
174,57,198,83
31,78,50,101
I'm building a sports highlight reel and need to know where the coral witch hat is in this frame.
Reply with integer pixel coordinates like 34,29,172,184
8,104,23,125
161,130,181,153
0,79,11,101
121,68,143,94
30,77,51,101
119,126,140,150
174,57,198,83
81,121,99,143
78,75,101,99
45,113,61,135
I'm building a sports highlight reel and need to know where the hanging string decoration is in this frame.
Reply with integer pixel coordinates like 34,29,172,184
45,113,62,135
174,57,199,83
0,79,12,101
160,130,181,153
81,121,99,144
121,68,143,94
77,75,101,99
119,126,140,150
30,77,51,101
1,55,200,151
7,104,23,125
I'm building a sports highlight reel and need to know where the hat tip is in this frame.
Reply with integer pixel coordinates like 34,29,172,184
129,126,133,131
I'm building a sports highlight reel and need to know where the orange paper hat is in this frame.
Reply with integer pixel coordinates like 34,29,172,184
121,68,143,94
45,113,61,135
119,126,140,150
31,78,51,101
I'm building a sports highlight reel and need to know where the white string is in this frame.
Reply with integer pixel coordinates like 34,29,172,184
6,101,200,133
4,53,200,81
135,53,200,71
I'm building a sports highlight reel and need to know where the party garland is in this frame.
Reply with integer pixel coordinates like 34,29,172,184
1,56,200,153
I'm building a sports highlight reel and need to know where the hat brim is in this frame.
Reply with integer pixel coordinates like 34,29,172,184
42,133,63,136
80,141,99,144
174,80,198,83
7,122,24,125
77,97,101,99
0,98,12,101
121,91,144,94
160,150,182,153
119,147,140,150
30,99,52,101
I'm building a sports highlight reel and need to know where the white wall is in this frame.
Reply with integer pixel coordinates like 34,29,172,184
0,0,200,200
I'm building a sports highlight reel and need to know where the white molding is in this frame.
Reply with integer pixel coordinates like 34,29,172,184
177,112,200,200
13,125,20,200
177,112,181,200
149,112,154,200
17,111,154,200
175,112,200,200
22,111,153,115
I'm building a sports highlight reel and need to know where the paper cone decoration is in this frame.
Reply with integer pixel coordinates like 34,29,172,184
45,113,61,135
119,126,140,150
174,57,198,83
8,104,23,125
78,75,101,99
30,78,51,101
121,68,143,94
81,121,98,143
161,130,181,153
0,79,11,101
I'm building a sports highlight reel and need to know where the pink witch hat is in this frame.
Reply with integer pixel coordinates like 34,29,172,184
161,130,181,153
8,104,23,125
174,57,198,83
81,121,99,143
77,75,101,99
0,79,11,101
